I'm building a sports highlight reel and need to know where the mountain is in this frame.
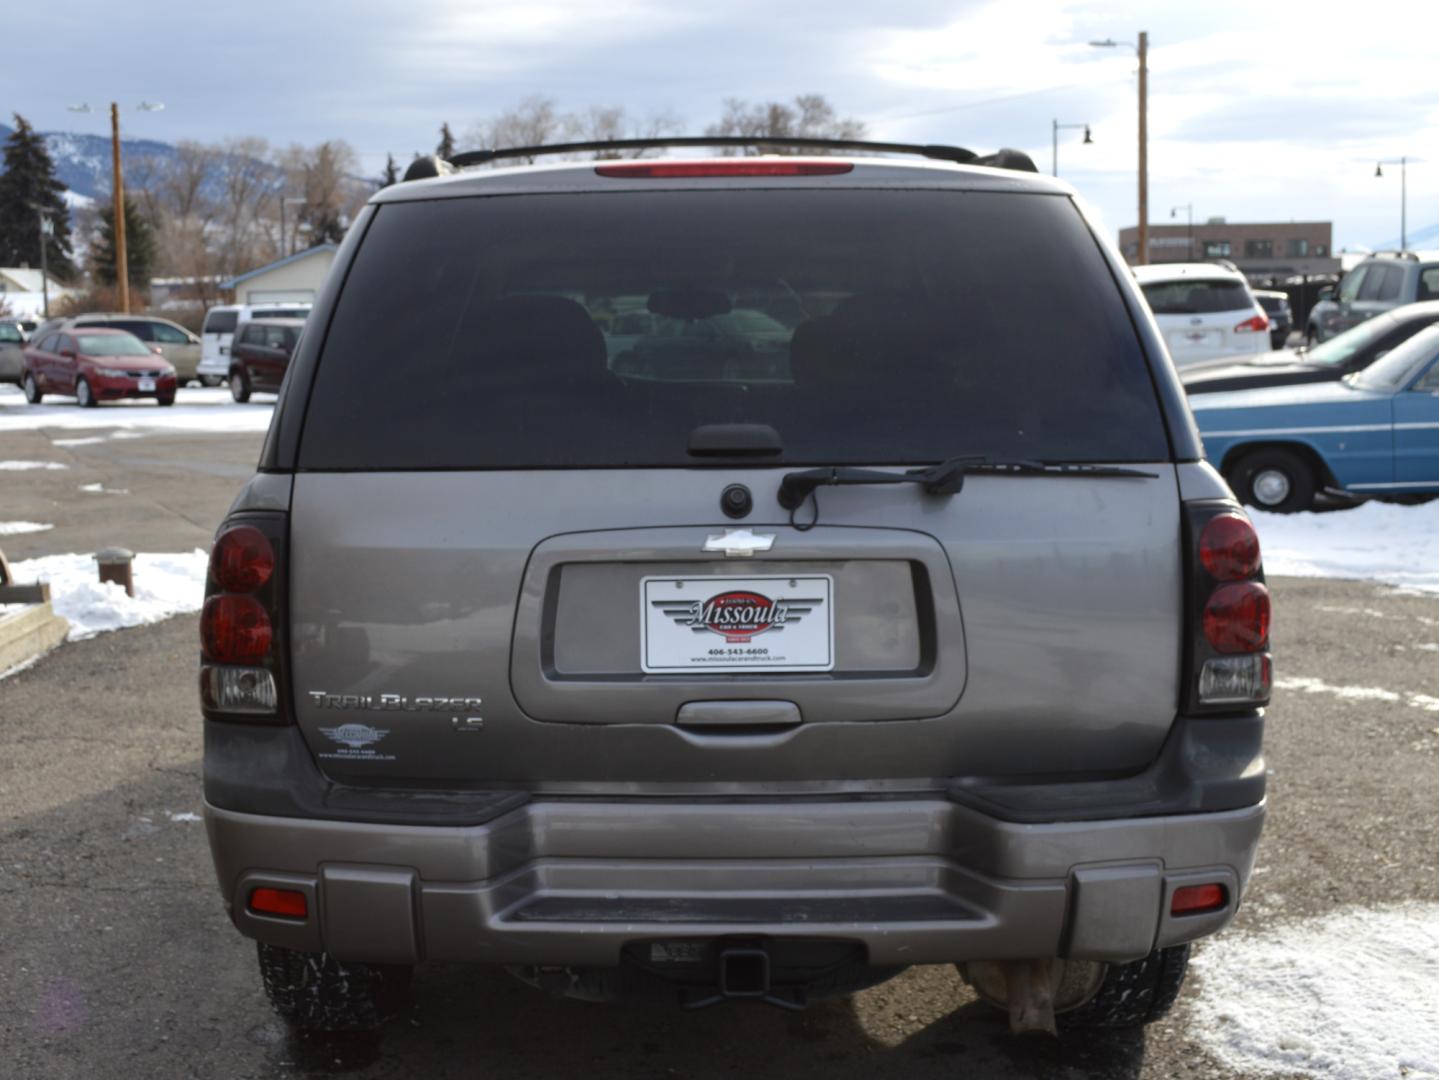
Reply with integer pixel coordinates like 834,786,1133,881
1372,221,1439,252
0,123,180,202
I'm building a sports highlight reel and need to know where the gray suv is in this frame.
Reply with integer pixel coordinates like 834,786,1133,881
200,138,1270,1039
1306,251,1439,343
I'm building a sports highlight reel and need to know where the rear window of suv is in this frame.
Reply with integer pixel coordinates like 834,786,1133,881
1141,279,1253,315
298,189,1169,469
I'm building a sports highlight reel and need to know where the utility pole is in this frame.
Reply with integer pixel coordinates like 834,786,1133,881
35,209,52,318
110,102,130,313
1137,31,1149,266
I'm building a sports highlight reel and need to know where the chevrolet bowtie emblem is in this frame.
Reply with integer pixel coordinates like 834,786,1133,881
702,529,776,557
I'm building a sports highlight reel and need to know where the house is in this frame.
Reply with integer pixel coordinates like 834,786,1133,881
220,245,338,305
0,267,71,317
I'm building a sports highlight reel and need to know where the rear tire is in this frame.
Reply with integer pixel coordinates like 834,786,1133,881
1227,447,1316,513
22,372,42,404
76,377,97,408
256,942,410,1034
1057,945,1191,1031
230,368,251,403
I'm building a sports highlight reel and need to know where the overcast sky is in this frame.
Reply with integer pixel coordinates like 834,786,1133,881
8,0,1435,250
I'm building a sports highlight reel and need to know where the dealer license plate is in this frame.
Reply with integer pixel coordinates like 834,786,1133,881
641,575,833,673
138,377,156,391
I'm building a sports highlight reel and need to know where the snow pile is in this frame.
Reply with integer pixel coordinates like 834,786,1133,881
0,460,68,470
0,521,53,535
4,550,208,641
1190,904,1439,1079
0,385,274,435
1252,501,1439,593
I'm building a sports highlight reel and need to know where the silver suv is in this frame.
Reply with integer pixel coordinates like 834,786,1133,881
200,138,1271,1039
1306,251,1439,343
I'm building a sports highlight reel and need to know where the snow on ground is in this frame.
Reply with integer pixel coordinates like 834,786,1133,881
1252,501,1439,594
1189,904,1439,1080
0,460,68,470
0,521,53,535
3,550,207,642
0,385,274,435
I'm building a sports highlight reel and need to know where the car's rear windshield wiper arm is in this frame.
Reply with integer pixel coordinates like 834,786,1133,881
777,457,1158,511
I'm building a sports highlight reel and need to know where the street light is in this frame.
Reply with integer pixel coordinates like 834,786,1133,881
1051,120,1092,177
66,101,165,313
1091,32,1149,264
1375,157,1412,251
1171,203,1194,260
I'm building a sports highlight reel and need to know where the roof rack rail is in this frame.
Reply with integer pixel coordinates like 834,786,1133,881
402,137,1039,182
1371,250,1419,261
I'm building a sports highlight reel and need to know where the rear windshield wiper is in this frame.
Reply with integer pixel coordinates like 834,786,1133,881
778,457,1159,528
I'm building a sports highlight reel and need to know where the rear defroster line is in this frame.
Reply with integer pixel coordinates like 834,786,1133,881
778,458,1159,530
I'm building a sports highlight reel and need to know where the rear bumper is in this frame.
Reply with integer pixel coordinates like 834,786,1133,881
205,795,1264,968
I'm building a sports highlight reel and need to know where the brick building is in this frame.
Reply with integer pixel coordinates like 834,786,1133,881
1118,219,1339,278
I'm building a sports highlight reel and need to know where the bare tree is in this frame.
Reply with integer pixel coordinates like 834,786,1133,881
570,106,682,157
705,94,866,153
465,96,568,162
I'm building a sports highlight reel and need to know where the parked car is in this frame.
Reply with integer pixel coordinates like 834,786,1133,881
1182,300,1439,395
1133,262,1270,366
45,314,203,384
202,141,1269,1039
21,327,177,406
227,317,303,401
1252,290,1293,349
1304,251,1439,344
0,320,25,384
1193,324,1439,511
198,303,311,386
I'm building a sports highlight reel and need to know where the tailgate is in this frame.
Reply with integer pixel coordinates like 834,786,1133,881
288,468,1182,791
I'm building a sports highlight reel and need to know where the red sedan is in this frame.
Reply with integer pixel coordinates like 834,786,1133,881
21,327,178,407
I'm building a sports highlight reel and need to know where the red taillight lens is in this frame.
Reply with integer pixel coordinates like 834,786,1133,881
1234,313,1269,333
210,525,275,592
595,160,854,178
201,594,273,662
1203,582,1271,653
1171,883,1227,916
1199,513,1262,580
249,887,307,919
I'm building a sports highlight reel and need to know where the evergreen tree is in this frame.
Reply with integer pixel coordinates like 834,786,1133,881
0,114,76,280
378,153,400,189
437,122,456,159
93,195,157,289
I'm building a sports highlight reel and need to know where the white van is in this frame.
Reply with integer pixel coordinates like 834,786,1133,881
197,303,312,385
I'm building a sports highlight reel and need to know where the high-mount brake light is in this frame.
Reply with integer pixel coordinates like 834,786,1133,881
210,524,275,592
1199,514,1262,581
1203,582,1271,653
1234,313,1269,334
201,594,273,662
595,160,855,179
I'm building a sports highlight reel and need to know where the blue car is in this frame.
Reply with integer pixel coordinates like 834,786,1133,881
1192,324,1439,512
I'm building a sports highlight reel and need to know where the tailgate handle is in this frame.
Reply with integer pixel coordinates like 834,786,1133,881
676,700,802,730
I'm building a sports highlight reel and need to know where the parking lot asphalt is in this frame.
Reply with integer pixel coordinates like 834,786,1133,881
2,422,1438,1079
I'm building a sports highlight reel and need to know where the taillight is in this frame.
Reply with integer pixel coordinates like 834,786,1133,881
200,513,287,723
1185,502,1272,711
1198,514,1261,580
210,524,274,592
1234,313,1269,333
595,160,854,178
1203,583,1270,652
201,594,272,661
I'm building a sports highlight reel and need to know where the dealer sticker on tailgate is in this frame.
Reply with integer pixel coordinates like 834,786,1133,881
642,575,834,673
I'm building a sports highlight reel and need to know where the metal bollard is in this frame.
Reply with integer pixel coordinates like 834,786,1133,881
95,547,135,597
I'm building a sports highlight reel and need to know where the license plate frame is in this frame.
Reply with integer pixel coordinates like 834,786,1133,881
137,377,156,392
641,574,834,673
